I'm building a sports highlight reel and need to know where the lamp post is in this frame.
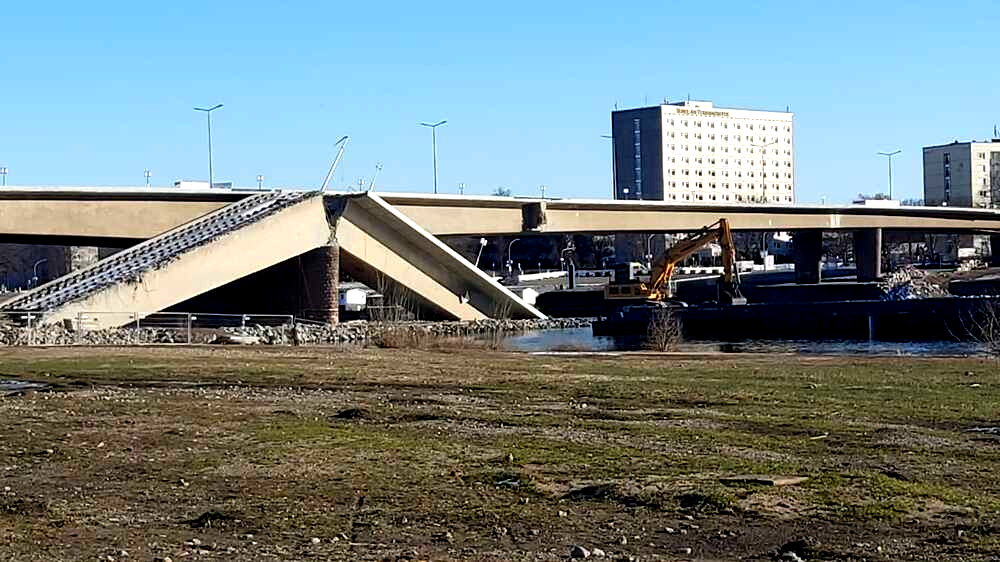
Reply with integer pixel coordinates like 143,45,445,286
646,233,657,269
256,175,264,190
474,237,488,268
194,104,223,188
144,169,151,187
540,184,546,198
368,163,382,192
31,258,47,288
601,134,617,199
877,149,901,200
506,238,521,276
458,182,465,195
750,140,778,204
419,120,446,194
0,167,7,187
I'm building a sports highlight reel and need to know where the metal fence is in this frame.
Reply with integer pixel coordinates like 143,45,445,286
0,310,297,346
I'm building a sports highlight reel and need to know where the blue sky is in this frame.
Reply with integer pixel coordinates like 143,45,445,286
1,1,998,203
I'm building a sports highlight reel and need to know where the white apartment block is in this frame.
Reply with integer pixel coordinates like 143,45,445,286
923,140,1000,208
611,100,794,204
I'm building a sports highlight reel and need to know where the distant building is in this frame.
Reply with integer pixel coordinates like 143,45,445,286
922,139,1000,262
610,100,794,204
923,139,1000,208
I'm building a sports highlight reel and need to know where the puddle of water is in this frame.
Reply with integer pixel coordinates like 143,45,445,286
0,380,48,392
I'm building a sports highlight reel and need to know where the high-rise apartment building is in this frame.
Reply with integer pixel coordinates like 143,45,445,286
610,100,794,204
923,140,1000,208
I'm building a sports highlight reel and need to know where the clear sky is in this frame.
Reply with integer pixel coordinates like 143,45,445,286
1,1,998,203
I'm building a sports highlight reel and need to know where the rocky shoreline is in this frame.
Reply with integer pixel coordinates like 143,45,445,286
0,317,592,346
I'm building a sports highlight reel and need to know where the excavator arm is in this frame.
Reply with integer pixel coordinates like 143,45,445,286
606,218,745,305
646,220,725,298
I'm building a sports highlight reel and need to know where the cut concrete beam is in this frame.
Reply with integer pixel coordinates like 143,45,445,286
332,194,545,321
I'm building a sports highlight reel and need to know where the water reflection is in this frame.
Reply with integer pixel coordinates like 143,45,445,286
501,327,984,356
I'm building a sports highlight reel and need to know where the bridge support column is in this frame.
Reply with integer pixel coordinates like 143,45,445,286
853,228,883,282
990,235,1000,267
793,230,823,284
298,242,339,324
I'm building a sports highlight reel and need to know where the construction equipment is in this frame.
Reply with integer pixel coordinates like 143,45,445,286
605,219,746,305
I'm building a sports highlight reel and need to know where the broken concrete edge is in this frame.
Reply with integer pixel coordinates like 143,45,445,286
360,192,546,320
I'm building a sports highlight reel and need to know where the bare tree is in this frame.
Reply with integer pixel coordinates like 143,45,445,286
646,307,682,352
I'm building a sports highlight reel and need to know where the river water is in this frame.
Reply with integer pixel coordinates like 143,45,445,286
500,327,986,356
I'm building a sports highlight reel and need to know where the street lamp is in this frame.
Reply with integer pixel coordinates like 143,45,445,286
256,174,264,190
646,233,657,268
474,237,488,268
877,149,902,200
751,140,778,204
419,120,447,194
540,184,547,198
31,258,47,288
0,167,7,187
144,169,151,188
601,134,617,199
458,182,465,195
368,163,382,192
194,104,223,188
507,238,521,276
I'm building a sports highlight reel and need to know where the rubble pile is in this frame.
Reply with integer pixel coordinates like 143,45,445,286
0,317,592,347
879,267,949,301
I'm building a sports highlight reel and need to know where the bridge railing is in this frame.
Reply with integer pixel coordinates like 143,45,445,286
0,311,298,346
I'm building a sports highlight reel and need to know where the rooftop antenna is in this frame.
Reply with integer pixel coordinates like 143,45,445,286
994,124,998,138
320,135,350,191
367,163,382,191
786,104,790,113
687,93,690,103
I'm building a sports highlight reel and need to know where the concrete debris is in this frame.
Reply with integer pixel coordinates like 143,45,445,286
879,266,949,301
0,318,591,347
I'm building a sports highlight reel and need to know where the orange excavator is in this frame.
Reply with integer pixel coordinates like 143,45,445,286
605,218,746,306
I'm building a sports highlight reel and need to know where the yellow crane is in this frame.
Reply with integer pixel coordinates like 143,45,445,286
605,218,746,305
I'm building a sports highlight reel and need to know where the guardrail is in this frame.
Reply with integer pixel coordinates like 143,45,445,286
0,310,297,346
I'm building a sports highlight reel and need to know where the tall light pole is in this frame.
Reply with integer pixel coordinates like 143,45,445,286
420,120,446,194
601,134,616,199
144,169,151,188
256,174,264,190
31,258,47,288
877,149,901,200
1,167,8,187
458,182,465,195
750,140,778,204
507,238,521,276
368,163,382,192
194,104,223,188
320,135,350,191
540,184,547,198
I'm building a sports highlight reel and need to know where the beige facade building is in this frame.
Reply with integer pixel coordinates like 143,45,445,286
611,100,794,204
923,140,1000,208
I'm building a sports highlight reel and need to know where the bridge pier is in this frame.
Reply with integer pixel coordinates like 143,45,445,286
991,235,1000,267
853,228,883,282
793,230,823,284
298,242,339,324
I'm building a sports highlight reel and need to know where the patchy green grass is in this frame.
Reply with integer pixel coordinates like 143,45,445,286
1,347,1000,560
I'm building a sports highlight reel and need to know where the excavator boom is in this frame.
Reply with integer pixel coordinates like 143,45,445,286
606,218,745,305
